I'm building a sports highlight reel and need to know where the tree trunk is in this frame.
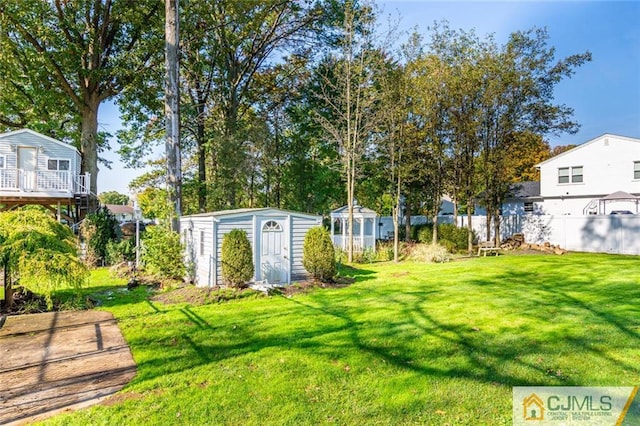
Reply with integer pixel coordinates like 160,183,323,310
493,208,501,246
432,213,438,244
80,100,99,212
1,266,12,313
196,105,207,212
467,210,473,254
165,0,181,231
404,204,411,242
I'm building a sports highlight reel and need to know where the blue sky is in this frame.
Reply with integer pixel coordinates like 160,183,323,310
98,0,640,194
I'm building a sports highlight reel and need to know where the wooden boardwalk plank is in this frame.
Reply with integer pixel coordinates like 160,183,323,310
0,311,136,425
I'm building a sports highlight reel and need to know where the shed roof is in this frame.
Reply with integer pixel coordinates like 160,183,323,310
181,207,321,221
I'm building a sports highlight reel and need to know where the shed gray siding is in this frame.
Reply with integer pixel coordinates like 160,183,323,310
214,215,254,286
290,215,321,280
181,208,321,287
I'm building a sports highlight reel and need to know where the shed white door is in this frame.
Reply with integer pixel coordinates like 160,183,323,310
18,147,37,191
258,218,288,284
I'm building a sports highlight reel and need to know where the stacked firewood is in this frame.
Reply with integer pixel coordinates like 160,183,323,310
500,233,525,250
501,233,567,255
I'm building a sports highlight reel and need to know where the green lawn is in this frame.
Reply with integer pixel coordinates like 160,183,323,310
42,253,640,425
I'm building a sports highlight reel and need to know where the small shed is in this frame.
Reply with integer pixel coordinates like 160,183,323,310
180,208,322,287
330,204,378,252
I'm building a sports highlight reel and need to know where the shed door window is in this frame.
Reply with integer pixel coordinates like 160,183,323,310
262,220,282,232
47,159,70,171
199,230,205,255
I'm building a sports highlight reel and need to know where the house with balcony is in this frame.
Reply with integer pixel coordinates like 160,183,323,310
534,134,640,215
0,129,91,223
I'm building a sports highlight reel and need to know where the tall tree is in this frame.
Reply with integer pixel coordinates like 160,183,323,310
314,1,382,262
0,1,162,205
165,0,181,232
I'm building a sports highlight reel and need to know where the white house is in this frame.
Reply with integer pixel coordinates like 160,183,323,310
0,129,91,223
535,134,640,215
105,204,135,223
180,208,322,287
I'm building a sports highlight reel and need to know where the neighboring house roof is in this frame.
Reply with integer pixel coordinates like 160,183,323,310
507,181,541,199
182,207,321,221
0,128,80,154
105,204,134,215
535,133,640,168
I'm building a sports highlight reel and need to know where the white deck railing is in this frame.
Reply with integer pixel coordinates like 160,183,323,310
0,169,90,195
332,235,376,252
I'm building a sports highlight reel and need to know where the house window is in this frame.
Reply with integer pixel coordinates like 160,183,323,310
0,156,5,168
524,202,534,213
571,166,583,183
47,159,70,171
558,166,582,183
558,167,569,184
635,161,640,180
199,230,205,255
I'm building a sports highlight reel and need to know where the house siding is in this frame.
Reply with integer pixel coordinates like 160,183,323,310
539,135,640,201
0,130,80,174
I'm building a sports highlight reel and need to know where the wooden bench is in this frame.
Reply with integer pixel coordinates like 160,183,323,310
477,241,500,256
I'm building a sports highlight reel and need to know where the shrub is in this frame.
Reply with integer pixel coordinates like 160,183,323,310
438,223,474,250
416,225,435,244
302,227,336,282
80,207,120,266
0,209,88,310
408,243,452,263
105,238,136,265
375,241,394,262
439,239,457,254
141,226,185,280
221,229,254,287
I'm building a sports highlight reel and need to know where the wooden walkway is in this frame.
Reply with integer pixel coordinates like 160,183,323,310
0,311,136,425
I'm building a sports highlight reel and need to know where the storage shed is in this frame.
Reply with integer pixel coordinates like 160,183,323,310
180,208,322,287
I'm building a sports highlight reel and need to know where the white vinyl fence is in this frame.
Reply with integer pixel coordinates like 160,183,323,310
378,214,640,255
455,214,640,255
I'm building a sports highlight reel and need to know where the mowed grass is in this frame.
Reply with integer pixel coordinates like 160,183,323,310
42,253,640,425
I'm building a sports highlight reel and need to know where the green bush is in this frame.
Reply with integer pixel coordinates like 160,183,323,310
439,239,457,254
438,223,474,250
80,206,120,266
375,241,394,262
105,238,136,265
416,223,475,251
416,225,434,244
141,226,185,280
302,227,336,282
221,229,254,287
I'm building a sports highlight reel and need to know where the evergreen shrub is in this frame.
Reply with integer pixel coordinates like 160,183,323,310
302,227,336,282
221,229,254,287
